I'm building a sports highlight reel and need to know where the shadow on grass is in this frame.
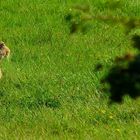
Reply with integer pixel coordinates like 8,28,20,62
101,35,140,103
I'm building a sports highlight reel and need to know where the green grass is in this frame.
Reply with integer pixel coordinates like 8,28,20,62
0,0,140,139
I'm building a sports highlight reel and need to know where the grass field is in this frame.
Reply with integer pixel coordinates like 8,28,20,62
0,0,140,139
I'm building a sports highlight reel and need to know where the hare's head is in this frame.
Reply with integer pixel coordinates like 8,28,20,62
0,41,10,60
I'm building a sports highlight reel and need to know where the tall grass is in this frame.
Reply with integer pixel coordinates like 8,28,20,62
0,0,140,139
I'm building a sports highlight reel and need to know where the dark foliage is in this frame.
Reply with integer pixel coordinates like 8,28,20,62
65,3,140,34
132,35,140,50
64,6,92,34
95,63,103,71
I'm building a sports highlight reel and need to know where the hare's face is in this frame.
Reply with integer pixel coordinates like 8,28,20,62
0,42,10,59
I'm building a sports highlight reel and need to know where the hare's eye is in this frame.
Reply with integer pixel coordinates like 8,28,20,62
0,45,3,49
0,43,5,49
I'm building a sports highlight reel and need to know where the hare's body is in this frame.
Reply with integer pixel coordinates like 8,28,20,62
0,42,10,59
0,42,10,79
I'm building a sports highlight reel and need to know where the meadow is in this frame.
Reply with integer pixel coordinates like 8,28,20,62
0,0,140,139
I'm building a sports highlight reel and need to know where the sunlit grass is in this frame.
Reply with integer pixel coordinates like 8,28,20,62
0,0,140,139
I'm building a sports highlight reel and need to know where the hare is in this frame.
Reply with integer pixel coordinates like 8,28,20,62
0,41,10,79
0,41,10,59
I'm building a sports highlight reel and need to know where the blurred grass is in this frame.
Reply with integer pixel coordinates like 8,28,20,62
0,0,140,139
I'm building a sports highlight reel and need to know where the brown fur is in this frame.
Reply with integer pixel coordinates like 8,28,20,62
0,42,10,60
0,41,10,79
